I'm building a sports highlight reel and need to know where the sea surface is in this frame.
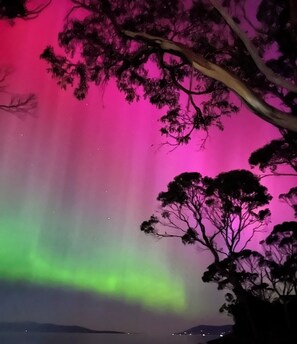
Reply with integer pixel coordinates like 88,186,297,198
0,333,219,344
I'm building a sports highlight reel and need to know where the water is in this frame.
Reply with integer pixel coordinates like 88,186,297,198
0,333,219,344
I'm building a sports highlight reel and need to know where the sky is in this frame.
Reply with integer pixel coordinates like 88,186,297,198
0,0,295,335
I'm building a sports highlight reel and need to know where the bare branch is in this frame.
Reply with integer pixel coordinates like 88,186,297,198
0,94,37,117
23,0,52,20
259,173,297,179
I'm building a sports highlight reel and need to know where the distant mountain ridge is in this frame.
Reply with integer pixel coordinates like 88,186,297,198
176,324,233,335
0,322,125,334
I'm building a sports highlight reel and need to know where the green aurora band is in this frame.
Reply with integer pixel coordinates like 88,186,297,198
0,208,186,313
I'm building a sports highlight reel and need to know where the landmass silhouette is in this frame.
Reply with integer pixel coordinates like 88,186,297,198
0,322,125,334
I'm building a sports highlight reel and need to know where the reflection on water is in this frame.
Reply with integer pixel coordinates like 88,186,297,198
0,333,219,344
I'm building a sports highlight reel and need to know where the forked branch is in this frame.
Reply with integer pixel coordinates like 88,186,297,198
124,30,297,132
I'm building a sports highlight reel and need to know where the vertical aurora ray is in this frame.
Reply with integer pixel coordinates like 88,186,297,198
0,95,187,312
0,4,187,314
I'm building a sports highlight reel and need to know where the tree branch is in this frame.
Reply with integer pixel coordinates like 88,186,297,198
208,0,297,93
259,173,297,179
0,94,37,116
123,30,297,132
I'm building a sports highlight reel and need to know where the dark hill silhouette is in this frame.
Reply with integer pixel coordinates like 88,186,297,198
0,322,125,334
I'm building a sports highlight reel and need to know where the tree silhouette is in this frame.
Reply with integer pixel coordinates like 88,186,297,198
141,170,271,281
0,0,51,21
200,222,297,341
249,131,297,175
141,169,272,340
141,169,296,341
248,126,297,219
261,221,297,297
280,187,297,218
202,250,271,301
41,0,297,138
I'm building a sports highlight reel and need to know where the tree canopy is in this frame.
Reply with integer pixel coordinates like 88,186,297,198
249,131,297,174
141,170,271,260
42,0,297,139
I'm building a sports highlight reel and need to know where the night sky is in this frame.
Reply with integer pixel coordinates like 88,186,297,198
0,0,295,335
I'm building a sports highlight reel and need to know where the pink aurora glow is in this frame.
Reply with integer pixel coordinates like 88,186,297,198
0,0,295,333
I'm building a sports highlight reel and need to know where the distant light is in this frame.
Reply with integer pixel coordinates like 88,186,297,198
171,333,174,336
220,334,223,337
202,334,205,337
